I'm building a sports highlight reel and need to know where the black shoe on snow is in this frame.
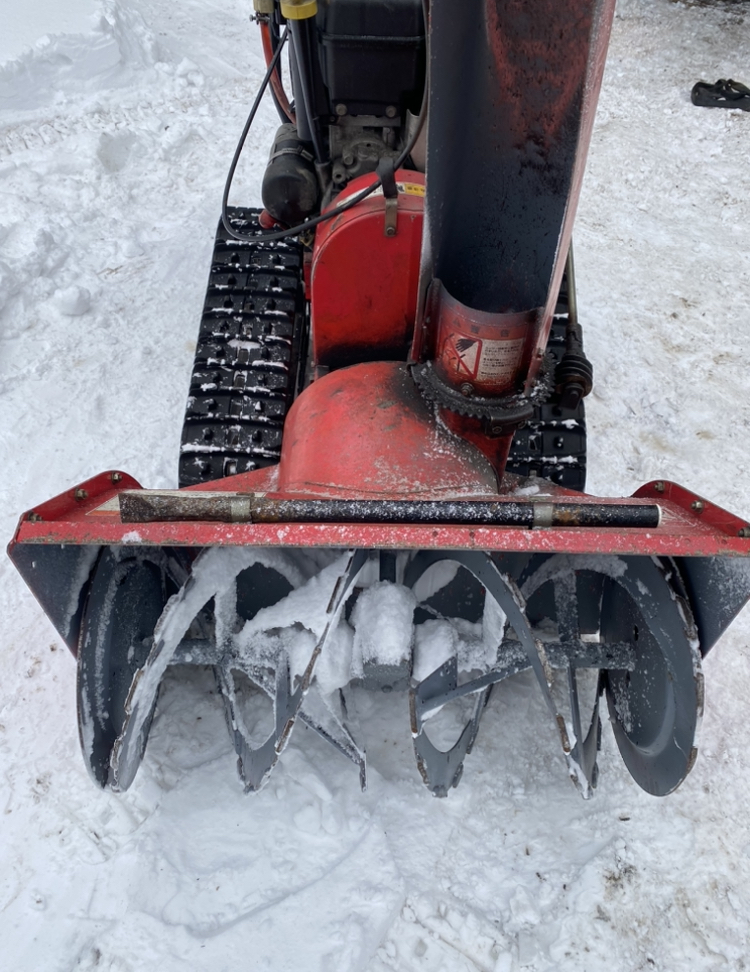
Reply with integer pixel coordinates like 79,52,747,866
691,78,750,111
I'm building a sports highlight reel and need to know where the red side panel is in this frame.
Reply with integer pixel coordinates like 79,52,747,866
311,170,424,368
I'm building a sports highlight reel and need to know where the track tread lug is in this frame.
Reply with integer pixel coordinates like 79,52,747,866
179,207,306,488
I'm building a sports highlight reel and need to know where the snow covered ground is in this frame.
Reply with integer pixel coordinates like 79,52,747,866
1,1,750,969
0,0,99,69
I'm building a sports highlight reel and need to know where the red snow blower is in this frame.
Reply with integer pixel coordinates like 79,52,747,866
10,0,750,799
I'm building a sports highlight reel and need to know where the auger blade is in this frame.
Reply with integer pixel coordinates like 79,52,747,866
409,656,492,797
519,553,705,796
214,548,369,792
299,685,367,792
106,546,309,791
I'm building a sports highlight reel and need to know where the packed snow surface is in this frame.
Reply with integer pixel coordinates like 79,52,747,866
2,1,750,970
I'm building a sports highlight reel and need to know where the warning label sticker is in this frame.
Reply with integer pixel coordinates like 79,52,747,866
440,333,525,386
399,182,425,197
443,336,481,378
475,337,525,383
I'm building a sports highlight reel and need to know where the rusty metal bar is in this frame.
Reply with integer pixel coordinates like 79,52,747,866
119,490,661,529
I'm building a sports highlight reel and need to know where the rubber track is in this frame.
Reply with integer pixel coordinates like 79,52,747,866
179,208,306,488
180,208,586,491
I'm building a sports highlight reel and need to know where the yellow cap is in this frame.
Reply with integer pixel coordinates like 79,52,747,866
280,0,318,20
253,0,275,12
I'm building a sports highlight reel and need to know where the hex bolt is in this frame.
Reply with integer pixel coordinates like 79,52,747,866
653,481,665,493
460,382,474,397
739,526,750,538
691,500,704,512
111,472,123,483
28,512,43,523
335,103,347,116
74,488,88,501
385,226,396,238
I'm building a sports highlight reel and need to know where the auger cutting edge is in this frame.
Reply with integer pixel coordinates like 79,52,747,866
9,0,750,800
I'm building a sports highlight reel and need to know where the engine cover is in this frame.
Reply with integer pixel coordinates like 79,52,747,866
317,0,425,117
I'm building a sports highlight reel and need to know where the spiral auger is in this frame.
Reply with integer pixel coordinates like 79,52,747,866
405,550,703,798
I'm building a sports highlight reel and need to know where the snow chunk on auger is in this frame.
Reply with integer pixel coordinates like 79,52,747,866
9,0,750,800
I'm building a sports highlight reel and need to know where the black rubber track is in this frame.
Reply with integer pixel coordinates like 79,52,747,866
179,208,306,487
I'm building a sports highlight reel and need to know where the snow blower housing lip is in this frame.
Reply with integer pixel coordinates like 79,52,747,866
10,469,750,557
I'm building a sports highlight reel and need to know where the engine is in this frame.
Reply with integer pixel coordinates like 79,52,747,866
259,0,427,222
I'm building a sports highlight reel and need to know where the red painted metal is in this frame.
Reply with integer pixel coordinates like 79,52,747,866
438,410,514,485
9,472,750,559
526,0,617,389
311,170,424,368
277,362,499,498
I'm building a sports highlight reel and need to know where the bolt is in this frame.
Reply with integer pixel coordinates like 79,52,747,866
28,512,43,523
460,382,474,397
74,488,88,501
342,151,354,166
385,226,396,237
691,500,704,512
335,103,347,116
653,481,665,493
739,526,750,538
111,472,123,483
385,105,397,118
